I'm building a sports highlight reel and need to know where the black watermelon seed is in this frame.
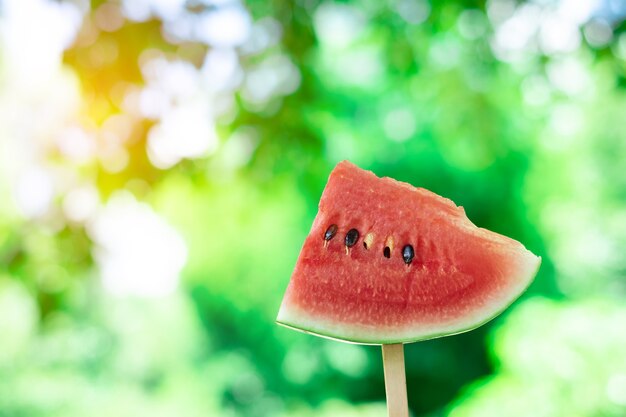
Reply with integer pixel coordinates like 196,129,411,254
345,229,359,247
402,245,415,265
383,246,391,258
324,224,338,241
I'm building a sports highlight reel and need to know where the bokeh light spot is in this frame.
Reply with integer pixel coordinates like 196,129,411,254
607,374,626,406
147,100,218,169
57,126,97,163
0,279,38,363
583,19,613,47
383,107,417,142
201,48,243,93
88,191,188,298
314,3,366,48
458,9,488,40
63,185,100,223
242,54,301,106
14,168,54,218
94,2,124,32
539,14,581,54
323,342,368,377
282,343,320,384
196,5,252,48
392,0,431,25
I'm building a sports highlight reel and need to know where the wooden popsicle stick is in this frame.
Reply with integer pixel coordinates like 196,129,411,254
382,343,409,417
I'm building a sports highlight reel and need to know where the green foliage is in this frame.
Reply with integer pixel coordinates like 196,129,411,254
449,298,626,417
0,0,625,416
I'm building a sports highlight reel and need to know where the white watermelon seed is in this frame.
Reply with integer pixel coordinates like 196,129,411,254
363,233,374,249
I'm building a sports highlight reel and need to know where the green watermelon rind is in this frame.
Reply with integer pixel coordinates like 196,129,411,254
276,256,541,345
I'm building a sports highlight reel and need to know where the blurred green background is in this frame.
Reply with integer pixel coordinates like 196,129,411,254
1,0,625,415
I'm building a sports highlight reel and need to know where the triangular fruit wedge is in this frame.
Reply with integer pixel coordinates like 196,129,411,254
277,161,540,344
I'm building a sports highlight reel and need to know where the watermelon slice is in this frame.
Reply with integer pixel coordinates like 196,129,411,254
277,161,540,345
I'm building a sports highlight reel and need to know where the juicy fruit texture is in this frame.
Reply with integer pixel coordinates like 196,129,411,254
277,161,541,345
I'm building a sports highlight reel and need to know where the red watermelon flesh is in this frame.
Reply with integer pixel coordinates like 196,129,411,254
277,161,541,344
